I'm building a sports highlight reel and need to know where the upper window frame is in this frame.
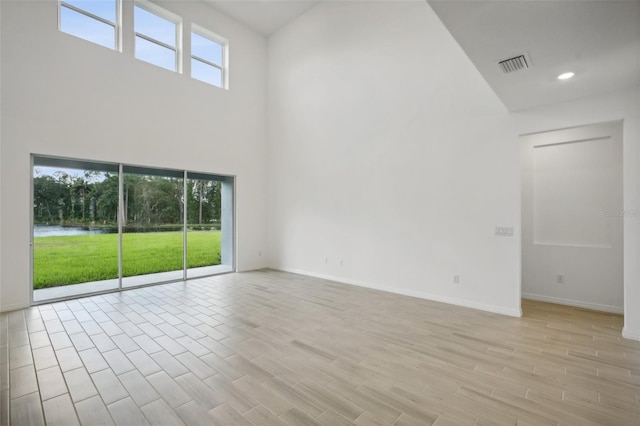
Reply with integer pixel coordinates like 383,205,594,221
58,0,122,51
190,24,228,89
133,0,183,73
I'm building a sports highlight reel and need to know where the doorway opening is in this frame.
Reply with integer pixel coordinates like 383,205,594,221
520,121,623,316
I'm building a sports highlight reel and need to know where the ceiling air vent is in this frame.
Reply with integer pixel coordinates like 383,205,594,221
497,54,529,74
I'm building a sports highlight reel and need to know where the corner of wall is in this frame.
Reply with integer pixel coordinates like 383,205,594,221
622,327,640,341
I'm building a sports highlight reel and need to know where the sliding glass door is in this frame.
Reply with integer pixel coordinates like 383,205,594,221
32,156,234,303
32,158,120,302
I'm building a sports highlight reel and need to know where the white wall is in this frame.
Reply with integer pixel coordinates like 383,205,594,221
512,88,640,340
267,1,521,316
521,122,624,314
0,0,3,306
0,0,268,312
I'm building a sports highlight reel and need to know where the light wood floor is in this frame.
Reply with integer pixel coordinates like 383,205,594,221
1,270,639,425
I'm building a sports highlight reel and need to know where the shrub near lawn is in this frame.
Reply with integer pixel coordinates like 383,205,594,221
33,230,221,288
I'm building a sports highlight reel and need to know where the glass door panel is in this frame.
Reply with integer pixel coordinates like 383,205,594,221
32,157,120,301
186,174,224,278
121,166,184,288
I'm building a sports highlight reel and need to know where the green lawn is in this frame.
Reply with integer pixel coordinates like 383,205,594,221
34,231,221,288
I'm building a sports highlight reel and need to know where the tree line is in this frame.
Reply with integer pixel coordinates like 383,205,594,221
33,171,221,227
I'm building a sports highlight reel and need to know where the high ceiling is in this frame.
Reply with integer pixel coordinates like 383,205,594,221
202,0,640,112
424,0,640,111
202,1,320,36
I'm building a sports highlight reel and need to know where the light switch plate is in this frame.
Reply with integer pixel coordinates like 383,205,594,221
495,227,514,236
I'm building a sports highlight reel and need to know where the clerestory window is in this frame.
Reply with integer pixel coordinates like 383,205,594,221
134,1,181,72
59,0,120,50
191,27,227,88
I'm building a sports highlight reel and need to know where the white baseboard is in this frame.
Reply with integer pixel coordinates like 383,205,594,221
273,266,522,318
522,292,623,314
622,327,640,341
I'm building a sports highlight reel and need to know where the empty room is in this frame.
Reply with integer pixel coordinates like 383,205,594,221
1,0,640,425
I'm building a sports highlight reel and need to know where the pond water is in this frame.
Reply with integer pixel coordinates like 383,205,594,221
34,225,114,237
34,225,219,237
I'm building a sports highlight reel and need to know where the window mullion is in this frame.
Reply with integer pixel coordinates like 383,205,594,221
135,32,176,52
191,55,222,71
60,1,116,27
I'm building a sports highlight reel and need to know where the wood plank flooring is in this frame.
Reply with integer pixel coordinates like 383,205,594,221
1,269,639,425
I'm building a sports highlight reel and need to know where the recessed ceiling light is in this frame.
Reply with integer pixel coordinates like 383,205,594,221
557,72,575,80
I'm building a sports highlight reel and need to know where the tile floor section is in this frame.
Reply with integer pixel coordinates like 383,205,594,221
1,270,640,425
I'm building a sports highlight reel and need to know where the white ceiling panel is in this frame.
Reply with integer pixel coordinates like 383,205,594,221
428,0,640,111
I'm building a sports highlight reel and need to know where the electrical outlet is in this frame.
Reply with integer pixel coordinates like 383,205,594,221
325,258,328,264
339,259,343,267
556,274,565,284
453,275,460,284
258,251,262,257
